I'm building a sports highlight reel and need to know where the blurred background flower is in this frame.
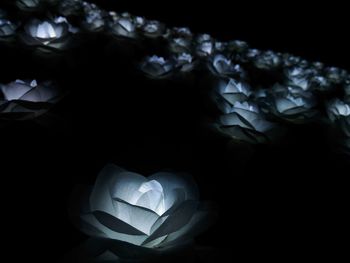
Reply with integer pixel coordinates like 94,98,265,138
140,55,175,79
0,79,62,120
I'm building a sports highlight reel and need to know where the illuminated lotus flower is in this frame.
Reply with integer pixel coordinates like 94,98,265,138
254,50,281,70
169,37,192,53
167,27,193,53
310,75,331,92
282,54,302,67
344,82,350,101
0,79,61,120
214,41,227,52
195,34,215,57
215,78,252,112
57,0,84,17
209,54,245,78
262,84,317,123
245,48,260,60
174,53,196,73
0,19,17,38
73,164,212,251
170,27,192,39
219,101,278,143
108,15,137,39
16,0,41,11
82,3,106,32
326,99,350,154
325,67,348,84
141,20,166,38
140,55,174,79
21,18,74,51
284,67,311,91
226,40,249,53
327,99,350,122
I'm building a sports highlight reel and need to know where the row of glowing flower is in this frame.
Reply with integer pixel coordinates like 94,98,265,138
1,0,350,155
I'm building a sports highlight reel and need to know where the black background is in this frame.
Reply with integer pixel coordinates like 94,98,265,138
0,1,349,261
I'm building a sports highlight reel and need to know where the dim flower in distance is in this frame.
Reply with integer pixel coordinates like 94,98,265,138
0,79,62,120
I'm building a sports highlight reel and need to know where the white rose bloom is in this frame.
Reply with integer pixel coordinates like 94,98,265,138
0,19,17,38
284,66,311,91
327,99,350,121
72,164,212,250
21,18,74,51
0,79,61,120
326,99,350,155
169,37,192,53
141,20,165,38
57,0,84,17
209,54,245,78
16,0,41,11
254,50,281,70
219,101,277,143
325,67,348,84
265,85,317,123
109,17,137,39
215,78,252,113
174,53,196,72
195,34,214,57
140,55,175,79
82,3,106,32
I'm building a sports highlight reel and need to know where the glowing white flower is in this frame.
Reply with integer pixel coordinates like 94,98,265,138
254,50,281,70
282,54,302,67
196,34,214,57
326,99,350,155
21,18,74,51
140,55,174,79
167,27,193,53
141,20,165,38
57,0,84,17
16,0,41,11
109,17,137,38
263,85,317,123
72,164,212,250
210,54,245,78
219,100,277,143
284,67,311,91
0,19,17,38
215,78,252,113
174,53,196,72
169,37,192,53
0,79,61,120
327,99,350,121
325,67,348,84
82,3,106,32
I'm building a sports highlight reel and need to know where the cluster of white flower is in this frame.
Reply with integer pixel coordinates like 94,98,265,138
1,0,349,151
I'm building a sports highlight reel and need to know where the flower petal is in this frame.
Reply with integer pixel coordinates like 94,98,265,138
160,207,214,248
149,172,199,212
80,213,148,246
89,164,127,216
112,199,160,235
17,83,59,102
93,211,146,235
109,171,148,205
1,81,33,101
142,200,198,245
275,98,298,113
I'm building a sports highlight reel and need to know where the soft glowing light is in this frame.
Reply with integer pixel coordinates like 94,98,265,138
74,164,211,249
